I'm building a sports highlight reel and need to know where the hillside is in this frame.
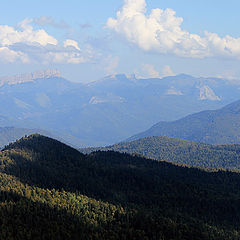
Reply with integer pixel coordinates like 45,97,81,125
128,99,240,144
1,71,240,146
81,136,240,169
1,134,240,239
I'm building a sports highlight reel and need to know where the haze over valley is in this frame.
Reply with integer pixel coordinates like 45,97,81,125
1,69,240,147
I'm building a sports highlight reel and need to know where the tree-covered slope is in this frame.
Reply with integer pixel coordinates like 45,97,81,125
81,136,240,169
128,99,240,144
1,134,240,239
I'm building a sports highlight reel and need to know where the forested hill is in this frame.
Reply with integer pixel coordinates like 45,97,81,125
2,134,240,239
128,99,240,144
80,136,240,170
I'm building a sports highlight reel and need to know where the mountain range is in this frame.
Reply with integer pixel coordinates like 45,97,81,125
128,99,240,144
1,70,240,146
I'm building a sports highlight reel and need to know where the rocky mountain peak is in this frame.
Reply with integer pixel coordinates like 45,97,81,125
0,69,61,86
198,85,221,101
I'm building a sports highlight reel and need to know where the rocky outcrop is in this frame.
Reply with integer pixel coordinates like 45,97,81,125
0,69,61,86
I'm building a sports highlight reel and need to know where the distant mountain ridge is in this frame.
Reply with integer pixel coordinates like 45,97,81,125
81,136,240,169
0,71,240,146
0,69,61,86
0,126,53,149
128,99,240,144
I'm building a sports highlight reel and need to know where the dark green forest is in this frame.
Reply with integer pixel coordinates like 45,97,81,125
81,136,240,170
1,134,240,239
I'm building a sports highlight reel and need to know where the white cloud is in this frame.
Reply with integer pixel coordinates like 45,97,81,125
162,65,175,77
139,64,175,78
0,19,90,64
0,47,29,63
107,0,240,59
64,39,81,50
46,51,85,64
0,19,58,46
142,64,160,78
216,71,240,84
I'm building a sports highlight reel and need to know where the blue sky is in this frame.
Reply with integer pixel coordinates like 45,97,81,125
1,0,240,82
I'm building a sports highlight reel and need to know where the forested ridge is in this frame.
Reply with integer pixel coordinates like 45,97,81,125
81,136,240,169
127,99,240,145
1,134,240,239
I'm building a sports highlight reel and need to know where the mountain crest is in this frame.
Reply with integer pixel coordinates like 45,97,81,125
0,69,61,86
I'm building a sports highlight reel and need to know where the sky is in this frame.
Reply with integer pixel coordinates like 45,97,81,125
1,0,240,82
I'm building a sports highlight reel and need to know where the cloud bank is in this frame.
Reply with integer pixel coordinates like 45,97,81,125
140,64,175,78
142,64,160,78
107,0,240,59
0,19,88,64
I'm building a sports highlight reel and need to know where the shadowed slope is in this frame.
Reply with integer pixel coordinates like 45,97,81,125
1,135,240,239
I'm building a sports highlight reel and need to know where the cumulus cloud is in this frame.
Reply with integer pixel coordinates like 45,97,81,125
0,46,29,63
162,65,175,77
0,19,58,47
140,64,175,78
0,19,90,64
106,0,240,59
64,39,81,50
142,64,160,78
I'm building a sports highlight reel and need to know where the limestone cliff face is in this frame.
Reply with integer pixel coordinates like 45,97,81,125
198,85,221,101
0,69,61,86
